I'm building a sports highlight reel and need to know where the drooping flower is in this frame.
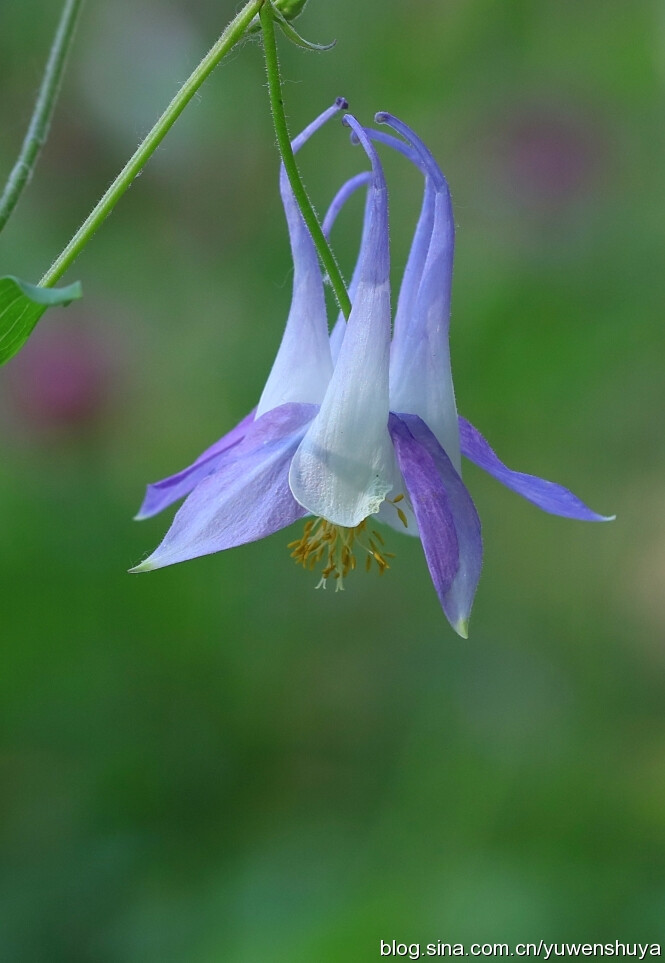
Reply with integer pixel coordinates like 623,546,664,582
131,102,611,636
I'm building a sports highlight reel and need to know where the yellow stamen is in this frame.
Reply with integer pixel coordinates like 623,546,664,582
385,493,409,528
289,516,397,589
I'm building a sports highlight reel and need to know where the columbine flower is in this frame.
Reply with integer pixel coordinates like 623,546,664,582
131,102,611,636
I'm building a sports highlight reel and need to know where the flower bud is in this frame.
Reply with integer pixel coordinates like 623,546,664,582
248,0,310,34
273,0,309,19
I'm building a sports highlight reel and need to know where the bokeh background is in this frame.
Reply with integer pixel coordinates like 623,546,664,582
1,0,663,959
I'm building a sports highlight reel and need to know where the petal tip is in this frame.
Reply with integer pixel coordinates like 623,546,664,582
576,509,615,522
128,558,156,574
454,617,470,639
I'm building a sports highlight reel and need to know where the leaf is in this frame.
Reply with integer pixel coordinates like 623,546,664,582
0,276,82,366
248,0,335,48
273,6,336,51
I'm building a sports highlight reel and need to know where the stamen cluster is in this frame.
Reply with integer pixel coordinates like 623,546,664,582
288,517,395,591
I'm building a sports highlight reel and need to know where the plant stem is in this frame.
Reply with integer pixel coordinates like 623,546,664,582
0,0,84,234
40,0,263,287
260,0,351,320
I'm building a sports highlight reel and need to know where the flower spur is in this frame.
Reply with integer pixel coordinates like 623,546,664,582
131,103,611,636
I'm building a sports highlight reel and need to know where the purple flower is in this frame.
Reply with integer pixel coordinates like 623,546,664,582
131,103,611,636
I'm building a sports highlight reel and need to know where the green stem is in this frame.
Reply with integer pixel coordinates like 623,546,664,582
259,0,351,320
0,0,84,234
40,0,263,287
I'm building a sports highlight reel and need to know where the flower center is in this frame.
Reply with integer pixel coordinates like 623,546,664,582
288,517,396,592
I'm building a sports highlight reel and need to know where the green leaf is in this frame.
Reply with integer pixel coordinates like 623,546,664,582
0,276,82,366
248,0,334,45
273,5,336,51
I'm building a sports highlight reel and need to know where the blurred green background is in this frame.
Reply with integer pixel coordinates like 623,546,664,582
0,0,663,959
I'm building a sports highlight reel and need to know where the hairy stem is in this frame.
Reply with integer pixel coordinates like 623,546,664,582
260,0,351,319
40,0,263,287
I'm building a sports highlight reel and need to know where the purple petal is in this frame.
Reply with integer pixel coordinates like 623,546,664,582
257,103,344,415
136,408,256,520
131,404,316,571
322,171,373,238
377,113,461,472
363,127,426,169
459,416,614,521
290,98,348,154
232,402,318,453
324,129,424,367
362,128,433,355
390,413,483,637
389,416,459,595
393,179,435,351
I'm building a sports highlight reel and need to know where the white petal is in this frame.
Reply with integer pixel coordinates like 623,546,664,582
328,315,346,364
322,172,373,366
289,116,394,527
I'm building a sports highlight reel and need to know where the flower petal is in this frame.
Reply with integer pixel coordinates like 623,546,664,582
322,171,373,365
376,113,461,472
324,131,427,366
131,404,316,572
459,416,614,521
322,171,373,239
373,446,420,537
393,178,435,352
135,408,256,520
362,128,433,353
328,311,346,368
390,413,483,637
389,415,458,595
256,103,345,416
289,115,394,527
374,482,419,537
